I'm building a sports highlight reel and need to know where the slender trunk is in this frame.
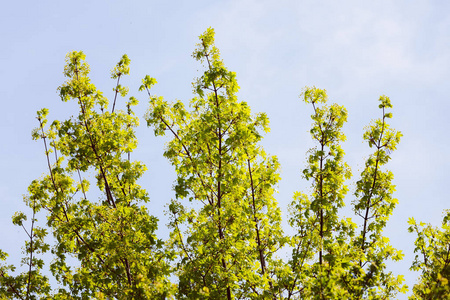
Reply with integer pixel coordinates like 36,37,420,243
319,143,324,266
247,158,276,299
360,111,385,254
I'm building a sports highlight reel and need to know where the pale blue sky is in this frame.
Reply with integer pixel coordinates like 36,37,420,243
1,1,449,298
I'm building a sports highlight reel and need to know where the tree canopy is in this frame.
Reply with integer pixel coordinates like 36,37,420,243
1,28,448,300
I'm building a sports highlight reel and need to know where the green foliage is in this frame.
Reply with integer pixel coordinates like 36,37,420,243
143,27,286,299
1,51,173,299
285,90,405,299
286,87,353,298
2,27,446,300
346,95,406,299
0,200,51,300
408,211,450,299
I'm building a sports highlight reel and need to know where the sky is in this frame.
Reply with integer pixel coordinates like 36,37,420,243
1,1,449,298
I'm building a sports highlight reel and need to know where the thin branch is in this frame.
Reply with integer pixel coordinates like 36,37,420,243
112,75,121,113
26,200,37,298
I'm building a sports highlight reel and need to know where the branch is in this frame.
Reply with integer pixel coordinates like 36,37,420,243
112,75,121,113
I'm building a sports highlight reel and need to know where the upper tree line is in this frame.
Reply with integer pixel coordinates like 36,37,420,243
0,28,448,299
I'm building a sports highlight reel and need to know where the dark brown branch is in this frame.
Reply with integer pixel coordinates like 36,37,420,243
112,75,121,113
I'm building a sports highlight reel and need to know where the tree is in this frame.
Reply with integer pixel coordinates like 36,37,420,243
348,95,405,299
285,87,353,299
141,27,286,299
0,51,173,299
1,27,439,300
408,211,450,299
0,201,50,299
284,88,405,299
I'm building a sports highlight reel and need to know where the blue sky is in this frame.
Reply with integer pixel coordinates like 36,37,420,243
1,1,449,298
